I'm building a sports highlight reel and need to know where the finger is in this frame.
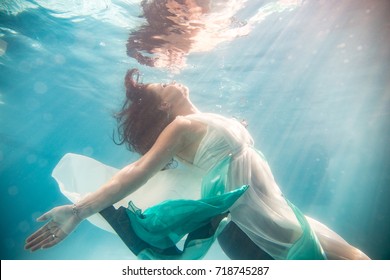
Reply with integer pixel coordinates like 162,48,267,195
26,226,68,251
25,234,46,250
34,231,64,251
41,236,61,249
25,222,52,243
36,209,53,222
26,211,55,243
29,234,56,251
25,229,52,250
52,228,67,241
26,231,55,251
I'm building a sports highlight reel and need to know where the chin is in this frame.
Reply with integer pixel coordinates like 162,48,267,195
182,86,190,97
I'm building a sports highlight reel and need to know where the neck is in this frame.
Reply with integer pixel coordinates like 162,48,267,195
182,106,200,115
173,100,200,116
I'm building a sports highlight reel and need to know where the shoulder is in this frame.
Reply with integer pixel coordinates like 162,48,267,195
158,116,190,141
169,115,205,133
171,115,192,127
153,116,196,146
161,116,207,149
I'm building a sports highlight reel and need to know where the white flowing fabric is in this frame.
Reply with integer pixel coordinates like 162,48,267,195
52,153,204,233
185,113,354,259
53,113,354,259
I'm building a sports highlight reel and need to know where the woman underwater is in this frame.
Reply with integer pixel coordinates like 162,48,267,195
25,69,370,260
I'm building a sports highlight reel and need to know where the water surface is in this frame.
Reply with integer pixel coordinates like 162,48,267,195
0,0,389,259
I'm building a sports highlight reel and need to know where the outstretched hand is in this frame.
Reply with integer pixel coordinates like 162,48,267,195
25,205,82,252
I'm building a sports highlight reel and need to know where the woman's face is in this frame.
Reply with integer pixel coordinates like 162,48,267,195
147,82,190,103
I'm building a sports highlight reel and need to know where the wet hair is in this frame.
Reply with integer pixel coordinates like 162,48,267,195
114,69,174,156
126,0,209,68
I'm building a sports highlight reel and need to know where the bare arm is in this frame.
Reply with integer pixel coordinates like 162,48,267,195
25,117,192,251
75,117,190,219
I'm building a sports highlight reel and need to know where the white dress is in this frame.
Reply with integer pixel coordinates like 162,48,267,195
53,113,353,260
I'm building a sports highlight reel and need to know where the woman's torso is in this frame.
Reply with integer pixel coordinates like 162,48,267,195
176,113,303,259
176,113,253,171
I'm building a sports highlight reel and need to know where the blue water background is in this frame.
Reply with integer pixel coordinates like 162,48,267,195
0,0,389,259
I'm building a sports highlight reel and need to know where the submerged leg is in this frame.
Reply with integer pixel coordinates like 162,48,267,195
217,221,274,260
306,217,371,260
100,206,275,259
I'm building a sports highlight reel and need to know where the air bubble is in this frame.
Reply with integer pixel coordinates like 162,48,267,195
54,54,66,64
4,238,16,250
82,146,94,156
337,43,346,49
26,154,37,164
43,113,53,121
8,185,19,196
26,98,40,110
18,60,33,73
34,82,48,94
38,159,48,167
18,221,31,233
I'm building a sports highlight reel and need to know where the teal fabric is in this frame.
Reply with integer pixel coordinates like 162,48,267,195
201,154,231,198
137,216,230,260
286,200,327,260
125,152,326,260
126,155,249,259
126,185,248,249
